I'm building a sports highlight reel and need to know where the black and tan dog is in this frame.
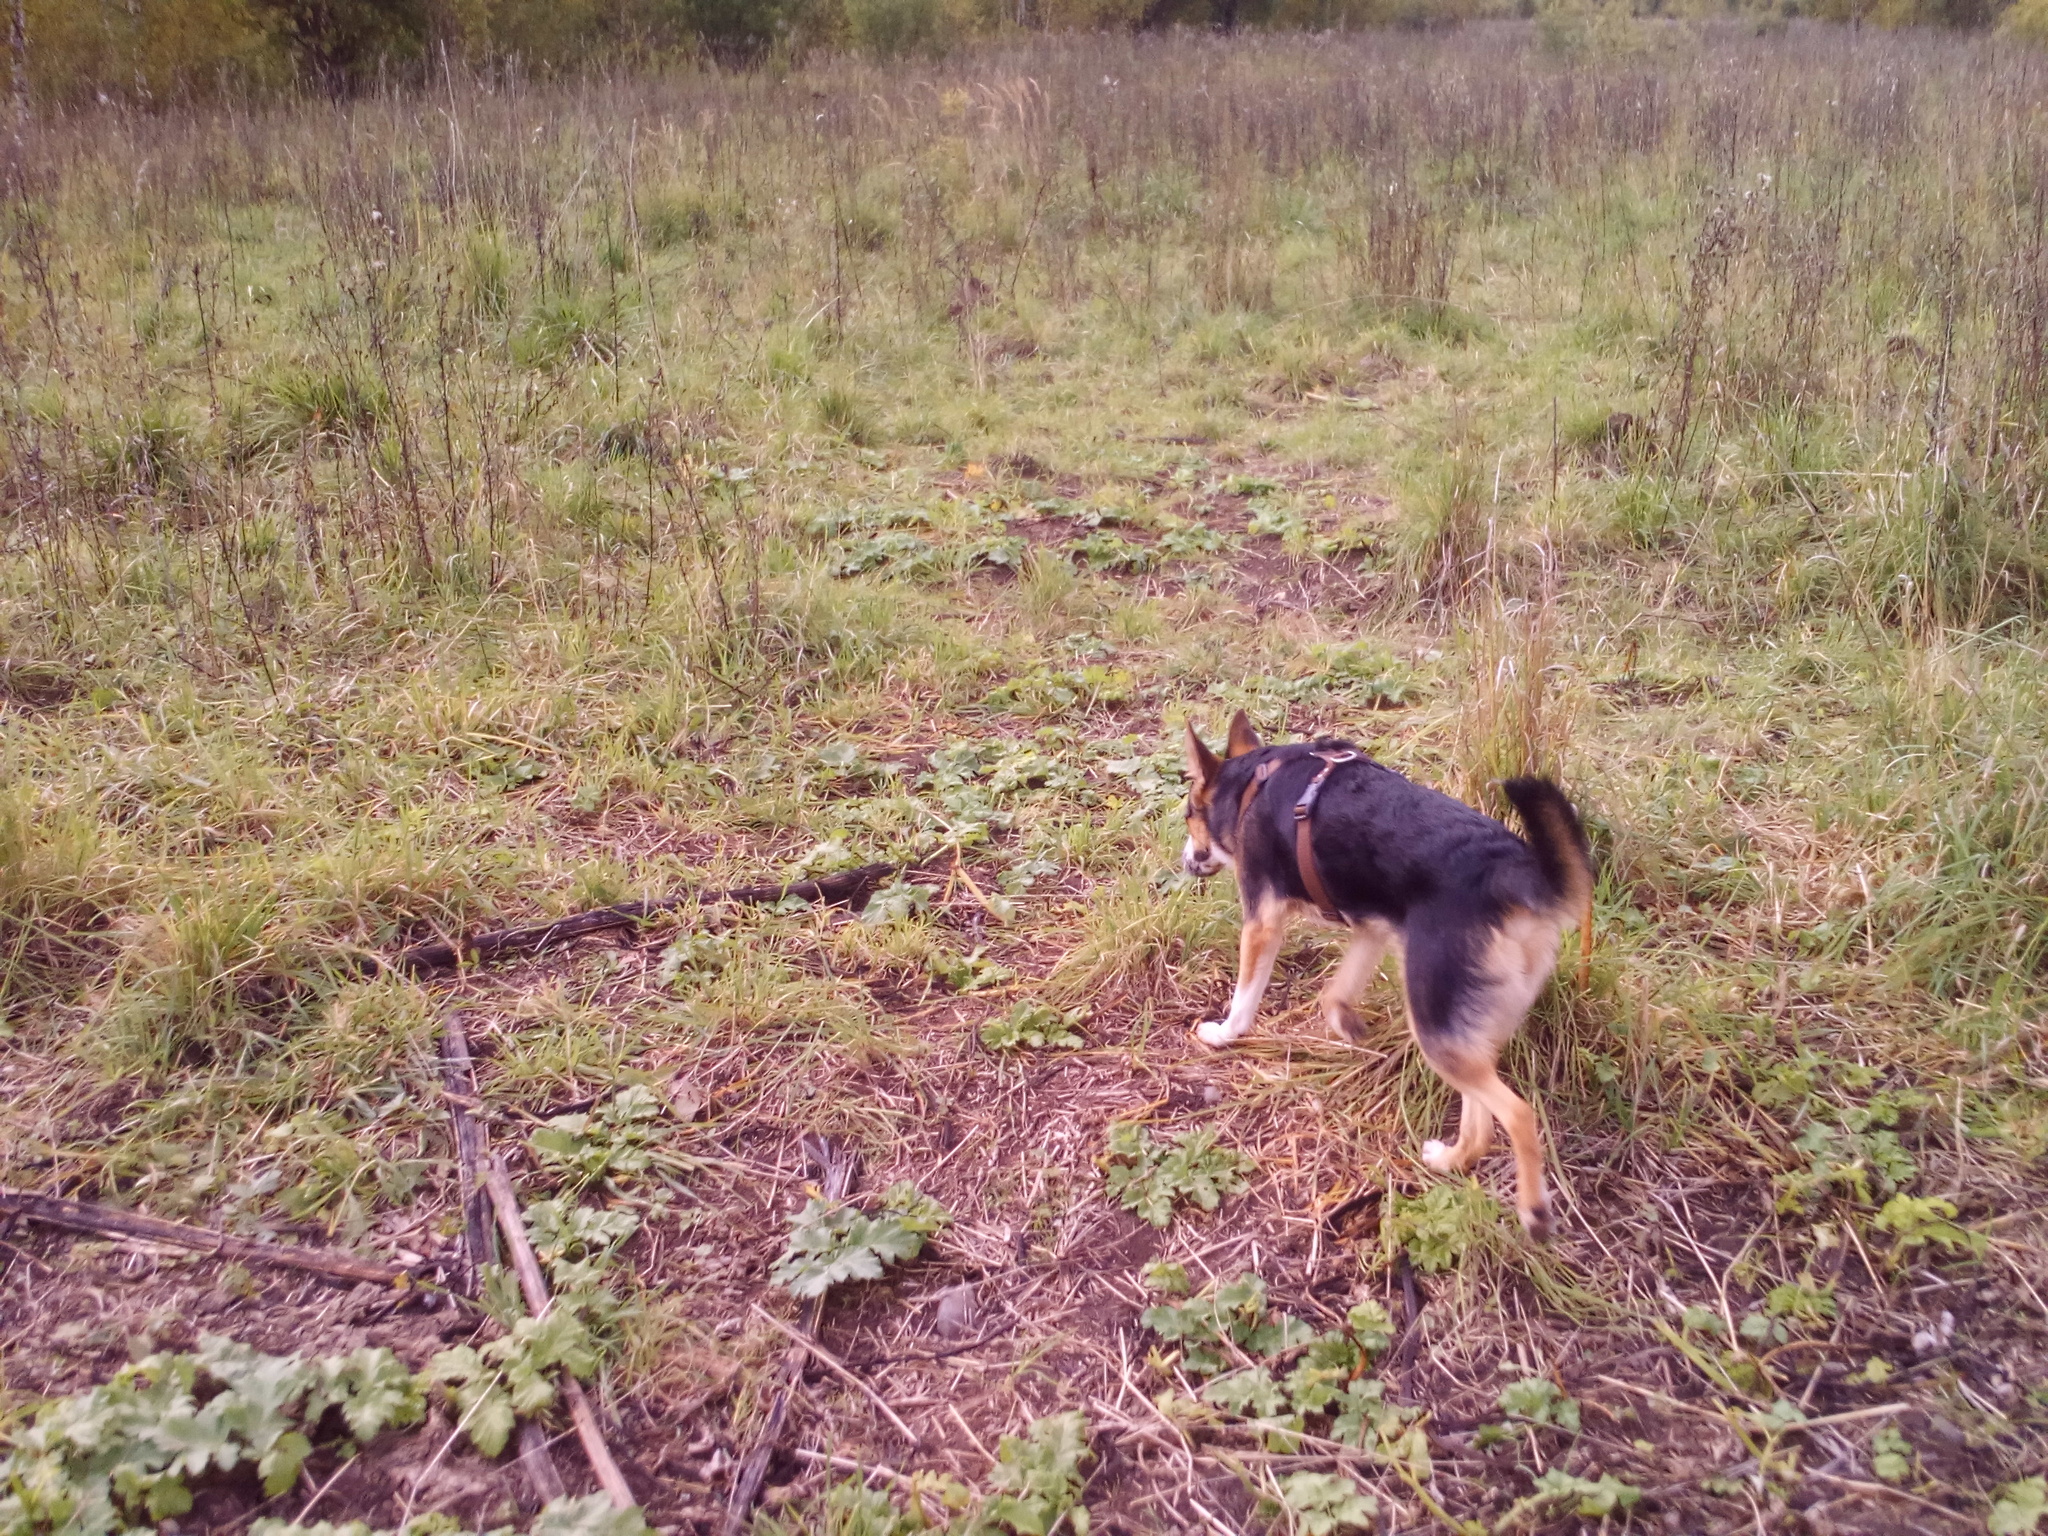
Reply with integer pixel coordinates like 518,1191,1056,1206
1181,710,1593,1239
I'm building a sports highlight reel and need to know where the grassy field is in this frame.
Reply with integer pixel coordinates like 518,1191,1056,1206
3,20,2048,1535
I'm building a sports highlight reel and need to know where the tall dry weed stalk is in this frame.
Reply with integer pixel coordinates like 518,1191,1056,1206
1449,542,1575,818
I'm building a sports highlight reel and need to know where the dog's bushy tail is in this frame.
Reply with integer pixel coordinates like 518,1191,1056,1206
1502,778,1594,919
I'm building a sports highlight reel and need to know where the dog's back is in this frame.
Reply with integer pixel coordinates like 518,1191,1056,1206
1228,742,1586,939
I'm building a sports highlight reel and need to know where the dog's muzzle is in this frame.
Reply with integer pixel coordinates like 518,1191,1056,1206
1182,836,1224,878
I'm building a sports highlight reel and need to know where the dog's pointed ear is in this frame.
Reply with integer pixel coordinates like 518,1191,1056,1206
1184,722,1222,802
1226,710,1264,759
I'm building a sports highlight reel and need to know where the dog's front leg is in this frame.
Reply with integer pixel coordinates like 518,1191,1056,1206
1196,905,1286,1048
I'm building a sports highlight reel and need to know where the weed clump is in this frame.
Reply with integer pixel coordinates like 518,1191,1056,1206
250,369,389,445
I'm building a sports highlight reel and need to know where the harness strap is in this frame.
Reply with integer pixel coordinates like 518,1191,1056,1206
1293,751,1356,921
1237,757,1282,824
1237,749,1358,923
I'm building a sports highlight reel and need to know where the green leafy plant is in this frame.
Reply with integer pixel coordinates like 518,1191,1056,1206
1873,1193,1986,1258
250,1493,653,1536
1101,1122,1253,1228
1140,1273,1314,1376
982,666,1136,716
1245,502,1309,547
930,947,1014,993
1142,1276,1416,1473
969,1410,1093,1536
1067,530,1155,574
791,837,875,878
1098,747,1186,809
655,932,732,983
832,530,940,577
1159,521,1231,559
1267,1471,1377,1535
262,1110,427,1234
1139,1258,1190,1295
752,1479,934,1536
1383,1180,1504,1271
1991,1477,2048,1535
981,1001,1086,1051
761,1415,1086,1536
528,1085,668,1190
770,1181,951,1299
1763,1077,1931,1214
1869,1422,1913,1483
524,1199,641,1289
426,1308,600,1458
1739,1279,1837,1346
1308,641,1421,708
999,857,1061,894
861,880,936,925
1777,1119,1918,1211
0,1337,423,1533
1525,1469,1641,1520
1495,1376,1580,1433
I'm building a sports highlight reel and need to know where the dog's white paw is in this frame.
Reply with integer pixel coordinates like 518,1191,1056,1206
1194,1020,1237,1050
1420,1139,1455,1173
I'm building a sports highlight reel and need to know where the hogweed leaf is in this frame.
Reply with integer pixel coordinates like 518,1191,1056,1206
1990,1477,2048,1536
1273,1471,1378,1535
1101,1123,1252,1228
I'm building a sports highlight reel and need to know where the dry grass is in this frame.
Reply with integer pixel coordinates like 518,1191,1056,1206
4,21,2048,1536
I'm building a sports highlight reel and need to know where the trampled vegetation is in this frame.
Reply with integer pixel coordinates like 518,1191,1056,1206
3,22,2048,1535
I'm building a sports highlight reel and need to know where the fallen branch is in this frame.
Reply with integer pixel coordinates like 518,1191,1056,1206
441,1012,495,1299
748,1303,920,1446
842,1320,1020,1371
724,1134,859,1535
443,1014,565,1510
481,1159,637,1511
0,1188,417,1286
379,862,899,975
518,1422,570,1506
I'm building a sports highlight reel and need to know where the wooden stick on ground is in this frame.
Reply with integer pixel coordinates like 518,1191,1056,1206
441,1013,566,1510
383,862,899,976
723,1134,860,1535
518,1423,569,1505
748,1303,919,1446
0,1188,416,1286
481,1159,636,1511
441,1012,495,1299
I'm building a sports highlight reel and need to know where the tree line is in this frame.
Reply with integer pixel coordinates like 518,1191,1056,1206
5,0,2040,102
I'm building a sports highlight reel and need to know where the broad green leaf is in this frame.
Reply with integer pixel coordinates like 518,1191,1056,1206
259,1431,313,1497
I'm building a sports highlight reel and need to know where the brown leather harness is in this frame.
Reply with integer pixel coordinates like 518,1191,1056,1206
1235,748,1358,923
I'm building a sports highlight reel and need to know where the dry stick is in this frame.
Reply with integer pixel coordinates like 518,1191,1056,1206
748,1303,920,1446
442,1014,566,1509
724,1135,859,1536
841,1320,1020,1371
382,862,899,975
518,1422,569,1505
0,1188,414,1286
481,1160,637,1511
441,1013,494,1299
1804,1470,1970,1522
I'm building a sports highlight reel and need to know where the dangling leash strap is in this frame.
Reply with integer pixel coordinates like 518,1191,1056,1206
1238,749,1357,923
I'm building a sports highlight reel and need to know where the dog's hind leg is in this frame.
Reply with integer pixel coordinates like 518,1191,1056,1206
1404,910,1560,1239
1415,1040,1551,1239
1320,920,1396,1044
1196,902,1287,1049
1422,1092,1493,1173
